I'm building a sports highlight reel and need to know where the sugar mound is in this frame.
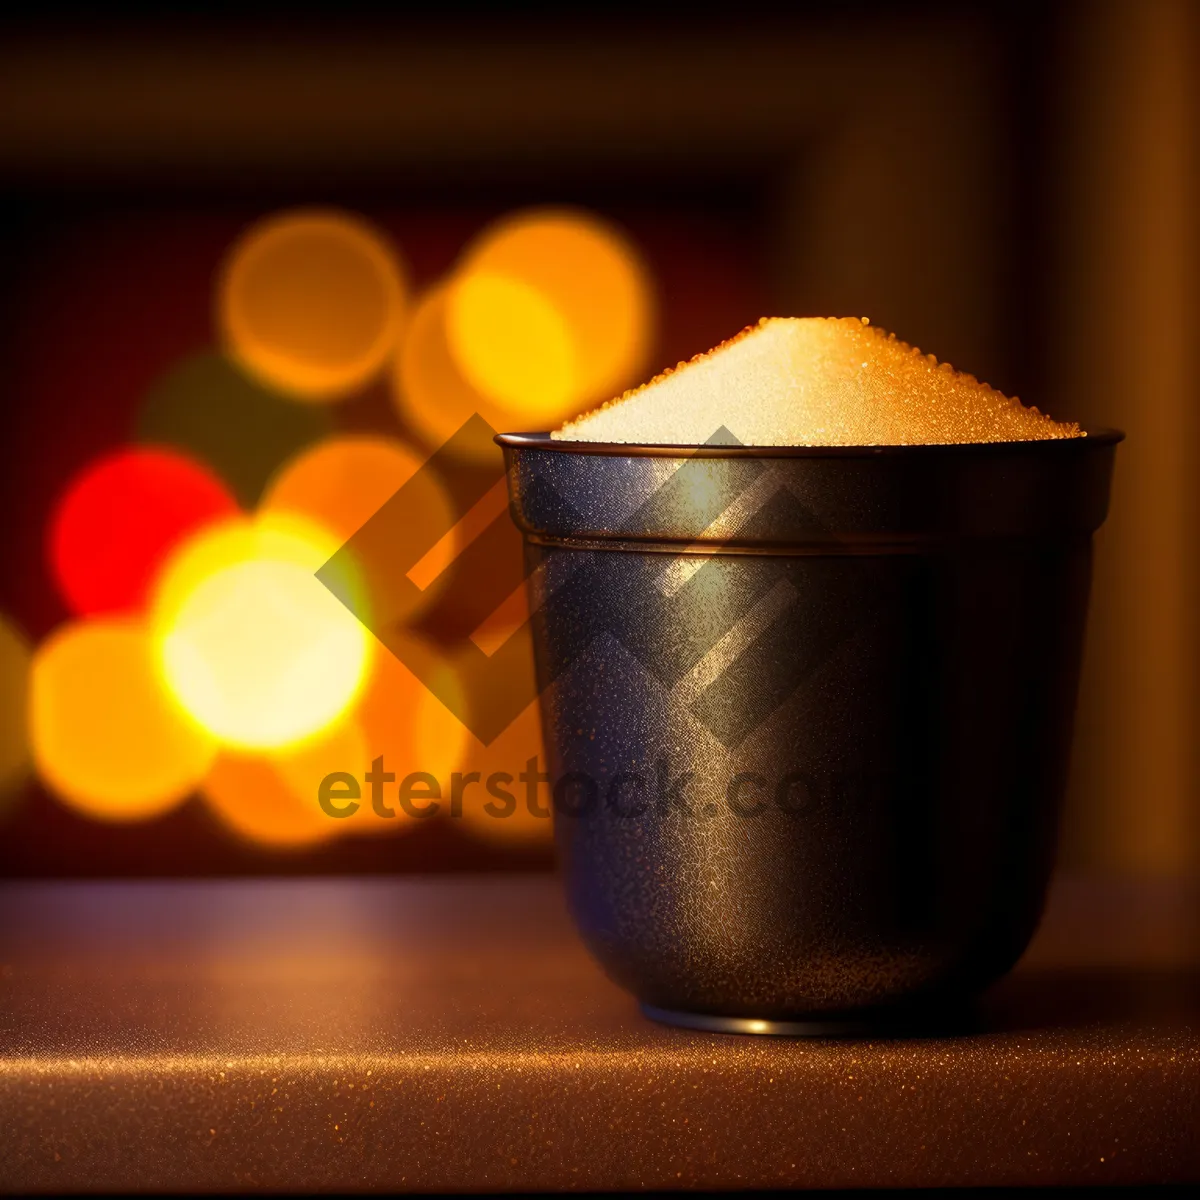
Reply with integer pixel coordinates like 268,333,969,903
553,317,1081,446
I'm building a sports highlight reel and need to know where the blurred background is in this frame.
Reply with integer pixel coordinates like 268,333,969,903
0,1,1194,878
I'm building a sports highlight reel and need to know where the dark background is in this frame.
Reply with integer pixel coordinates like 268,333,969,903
0,2,1194,877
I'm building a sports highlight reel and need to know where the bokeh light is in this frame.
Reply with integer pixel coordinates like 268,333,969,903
446,272,576,422
0,613,32,811
262,435,428,544
137,352,332,507
453,623,552,846
351,635,469,835
152,514,370,750
261,434,457,615
31,618,216,821
393,283,511,458
459,697,552,846
201,720,365,849
13,203,657,858
448,207,654,420
218,209,408,401
49,447,238,617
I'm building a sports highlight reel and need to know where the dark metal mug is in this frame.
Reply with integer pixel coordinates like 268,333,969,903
498,430,1121,1033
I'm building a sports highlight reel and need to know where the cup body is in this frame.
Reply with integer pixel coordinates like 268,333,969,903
498,432,1120,1024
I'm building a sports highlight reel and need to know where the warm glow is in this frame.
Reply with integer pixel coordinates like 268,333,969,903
392,284,510,458
469,573,530,656
31,618,215,820
201,720,365,849
0,612,31,805
49,447,238,616
350,636,469,836
445,271,576,422
152,514,370,750
454,623,551,846
262,434,457,610
459,697,552,846
218,209,408,402
454,208,654,413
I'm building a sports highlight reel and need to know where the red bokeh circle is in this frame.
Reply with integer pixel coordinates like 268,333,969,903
50,447,239,616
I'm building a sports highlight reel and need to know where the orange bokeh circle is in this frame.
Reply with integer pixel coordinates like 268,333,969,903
200,721,366,849
449,207,655,416
392,283,513,457
31,618,216,821
349,636,470,837
218,209,408,402
261,434,458,620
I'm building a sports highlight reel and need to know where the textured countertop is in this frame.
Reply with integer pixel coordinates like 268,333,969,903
1,873,1197,1191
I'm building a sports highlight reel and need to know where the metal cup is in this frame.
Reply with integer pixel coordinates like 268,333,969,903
498,429,1121,1032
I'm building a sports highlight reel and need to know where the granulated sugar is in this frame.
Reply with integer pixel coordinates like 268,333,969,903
553,317,1081,446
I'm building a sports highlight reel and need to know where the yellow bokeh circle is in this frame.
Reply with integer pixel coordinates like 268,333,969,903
261,434,458,613
152,514,371,751
218,209,408,401
31,618,216,821
199,639,471,845
445,271,576,423
392,283,511,458
447,208,654,423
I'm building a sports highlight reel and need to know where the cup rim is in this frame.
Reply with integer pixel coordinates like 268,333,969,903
495,428,1125,458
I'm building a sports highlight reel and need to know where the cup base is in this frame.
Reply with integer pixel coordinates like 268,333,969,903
640,1003,878,1037
640,1001,980,1038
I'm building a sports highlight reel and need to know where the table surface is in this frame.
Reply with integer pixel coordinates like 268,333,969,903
1,873,1197,1192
